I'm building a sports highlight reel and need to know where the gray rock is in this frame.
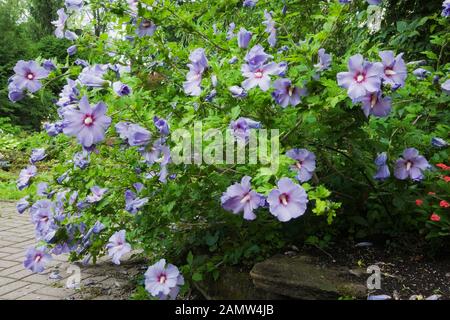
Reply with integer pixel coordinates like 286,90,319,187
250,255,367,300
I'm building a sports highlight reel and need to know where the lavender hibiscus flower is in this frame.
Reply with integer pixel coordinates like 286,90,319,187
431,137,448,148
183,48,208,96
113,81,132,96
221,176,265,221
230,117,261,141
286,149,316,182
241,62,279,91
140,139,171,166
238,28,252,49
106,230,131,265
357,91,392,118
136,20,157,37
441,79,450,94
229,85,248,98
67,45,77,56
125,190,149,214
8,82,24,102
337,54,383,100
442,0,450,17
144,259,184,300
243,0,258,7
78,64,109,87
56,79,80,108
394,148,430,181
30,200,56,240
17,165,37,190
267,178,309,222
62,96,111,148
153,116,170,136
315,48,332,72
379,51,407,88
115,122,151,146
86,186,108,203
412,68,430,80
263,10,277,47
65,0,83,11
16,197,30,214
272,78,306,108
30,148,46,164
373,152,390,180
24,247,52,273
11,60,49,93
52,8,68,39
244,45,272,69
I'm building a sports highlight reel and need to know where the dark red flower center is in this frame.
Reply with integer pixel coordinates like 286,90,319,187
83,114,95,127
279,193,289,206
34,254,42,263
355,72,366,83
254,69,264,79
27,73,35,80
158,273,167,284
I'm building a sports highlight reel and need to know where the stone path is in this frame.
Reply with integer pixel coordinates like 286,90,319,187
0,201,140,300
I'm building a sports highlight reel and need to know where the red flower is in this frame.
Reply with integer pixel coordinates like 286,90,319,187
436,163,450,171
430,213,441,222
428,192,436,195
415,199,423,206
444,176,450,183
440,200,450,208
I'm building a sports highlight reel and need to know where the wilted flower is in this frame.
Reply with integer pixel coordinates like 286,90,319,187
412,68,430,80
337,54,383,100
86,186,108,203
67,45,77,56
51,8,67,39
230,117,261,141
62,96,111,148
24,247,52,273
153,116,170,136
17,197,30,214
357,91,392,118
394,148,429,181
113,81,132,96
315,48,332,72
442,0,450,17
272,78,307,108
78,64,109,87
11,60,49,93
263,10,276,47
73,152,89,169
44,121,64,137
43,60,56,71
229,85,248,98
8,82,24,102
373,152,390,180
125,190,149,214
106,230,131,265
379,51,407,88
243,0,258,7
56,79,80,108
226,22,236,40
431,137,449,148
238,28,252,49
144,259,184,300
441,79,450,94
286,149,316,182
140,139,171,166
267,178,309,222
65,0,83,11
30,148,47,164
221,176,265,221
136,20,157,37
17,165,37,190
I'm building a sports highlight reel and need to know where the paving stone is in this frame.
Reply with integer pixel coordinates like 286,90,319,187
0,263,25,277
0,283,45,300
0,260,18,268
17,293,60,300
0,280,29,296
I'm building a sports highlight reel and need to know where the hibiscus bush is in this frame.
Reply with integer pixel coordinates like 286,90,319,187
8,0,450,299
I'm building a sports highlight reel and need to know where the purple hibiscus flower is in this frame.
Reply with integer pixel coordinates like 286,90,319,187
373,152,390,180
17,165,37,191
67,45,77,56
62,96,111,148
226,22,236,40
24,247,52,273
315,48,332,72
442,0,450,17
394,148,430,181
379,51,407,88
140,139,171,166
16,197,30,214
244,45,272,69
221,176,265,221
286,149,316,182
136,20,157,37
267,178,309,222
78,64,109,87
230,117,261,141
272,78,307,108
51,8,67,39
106,230,132,265
238,28,252,49
144,259,184,300
30,148,46,164
412,68,430,80
11,60,49,93
86,186,108,203
153,116,170,136
263,10,277,47
337,54,383,100
241,62,279,91
65,0,83,11
243,0,258,7
115,122,152,146
44,121,64,137
43,60,56,71
56,79,80,108
30,199,56,239
8,82,24,102
183,48,208,96
357,91,392,118
125,190,149,214
113,81,132,96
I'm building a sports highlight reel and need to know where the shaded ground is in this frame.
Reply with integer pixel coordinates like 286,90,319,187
303,242,450,299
